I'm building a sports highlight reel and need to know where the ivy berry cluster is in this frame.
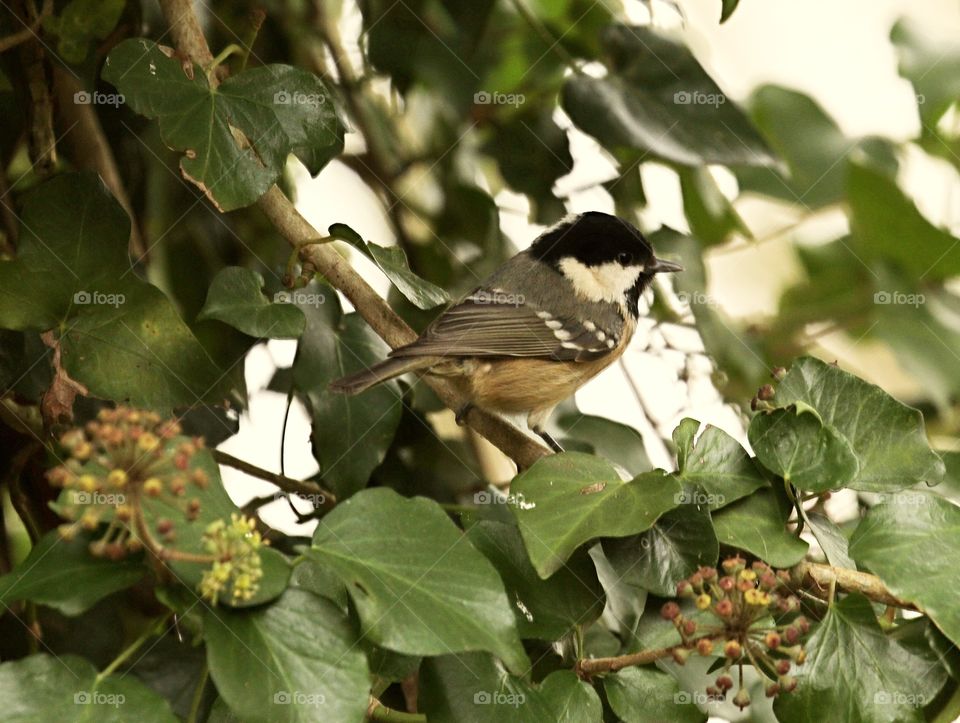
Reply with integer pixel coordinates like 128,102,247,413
662,556,809,709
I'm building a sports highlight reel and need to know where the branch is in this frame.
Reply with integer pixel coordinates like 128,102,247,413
791,560,914,610
575,645,675,677
156,0,550,470
212,449,336,510
367,697,425,723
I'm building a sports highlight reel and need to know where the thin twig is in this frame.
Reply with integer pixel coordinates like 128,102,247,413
575,645,675,677
791,560,914,610
212,449,336,508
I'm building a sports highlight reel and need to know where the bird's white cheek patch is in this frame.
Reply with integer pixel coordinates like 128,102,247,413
558,257,644,304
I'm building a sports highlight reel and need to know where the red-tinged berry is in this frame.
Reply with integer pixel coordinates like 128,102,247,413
683,619,697,636
697,638,714,656
772,366,786,380
757,384,775,400
724,640,742,659
715,599,734,617
144,478,163,497
733,689,751,709
661,602,681,621
765,632,781,649
776,659,791,676
156,518,174,535
779,675,797,693
672,648,690,665
716,675,734,691
795,616,810,634
784,626,800,644
689,571,703,587
719,576,735,591
722,556,745,573
765,683,781,698
677,580,694,597
174,453,190,470
738,579,754,592
699,566,717,580
760,571,778,590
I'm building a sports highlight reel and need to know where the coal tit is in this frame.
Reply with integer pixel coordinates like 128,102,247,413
330,211,682,452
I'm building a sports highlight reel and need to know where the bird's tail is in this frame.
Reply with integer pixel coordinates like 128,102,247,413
328,356,435,395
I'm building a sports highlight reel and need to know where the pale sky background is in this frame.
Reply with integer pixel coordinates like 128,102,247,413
218,0,960,542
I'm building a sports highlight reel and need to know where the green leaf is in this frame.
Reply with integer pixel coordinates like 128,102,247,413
0,173,229,409
331,223,449,310
197,267,304,338
891,20,960,126
604,666,706,723
601,504,718,598
291,285,402,498
588,544,647,646
43,0,124,64
849,492,960,647
805,512,854,570
848,160,960,281
203,588,369,723
678,167,746,245
0,531,145,616
673,418,768,509
711,489,808,567
0,654,178,722
719,0,740,23
774,594,947,723
420,653,601,723
510,452,682,578
310,487,529,674
748,405,859,491
773,356,945,491
103,39,344,211
465,519,604,640
562,25,775,167
738,86,897,208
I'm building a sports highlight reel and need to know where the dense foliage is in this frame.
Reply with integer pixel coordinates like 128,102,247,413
0,0,958,721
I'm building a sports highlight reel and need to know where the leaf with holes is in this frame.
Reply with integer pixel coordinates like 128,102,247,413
103,39,344,211
310,488,529,674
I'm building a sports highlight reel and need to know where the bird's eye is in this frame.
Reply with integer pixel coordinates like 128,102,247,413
616,252,633,265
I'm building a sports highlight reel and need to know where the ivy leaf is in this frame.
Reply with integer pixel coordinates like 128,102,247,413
310,488,529,674
0,654,178,722
774,594,947,723
678,167,746,245
331,223,449,310
549,405,652,476
589,545,647,647
719,0,740,23
291,284,402,499
197,267,305,339
0,531,145,616
891,20,960,127
773,356,945,491
203,589,370,723
103,39,344,211
601,504,719,598
848,160,960,281
849,492,960,647
673,418,767,509
465,519,604,641
711,489,808,567
420,653,601,723
748,405,859,492
562,25,775,168
0,173,227,410
604,666,706,723
510,452,682,578
805,512,854,570
42,0,124,64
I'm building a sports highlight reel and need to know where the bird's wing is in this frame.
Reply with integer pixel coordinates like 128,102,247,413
390,295,619,362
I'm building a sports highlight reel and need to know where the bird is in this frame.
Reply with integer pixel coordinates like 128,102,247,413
329,211,683,453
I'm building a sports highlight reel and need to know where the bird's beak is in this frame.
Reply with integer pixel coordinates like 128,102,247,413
650,257,684,274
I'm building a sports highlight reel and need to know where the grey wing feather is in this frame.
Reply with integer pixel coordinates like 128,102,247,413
389,298,615,362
